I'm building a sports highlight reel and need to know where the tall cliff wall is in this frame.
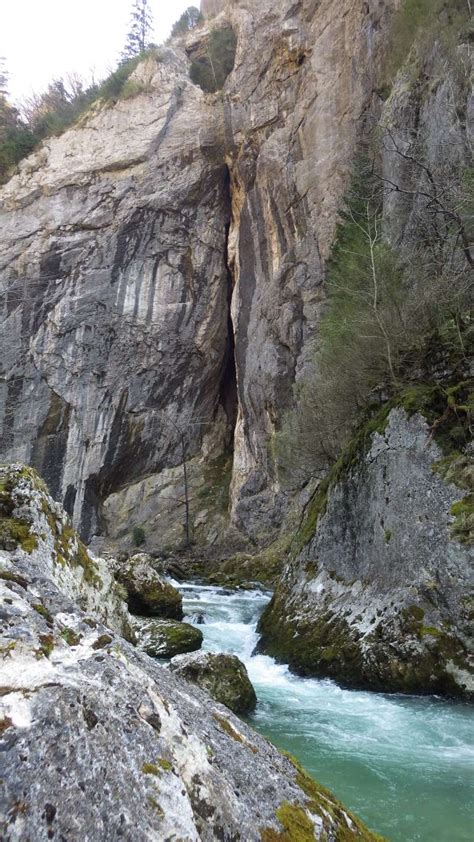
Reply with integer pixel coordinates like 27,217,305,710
0,51,232,541
0,0,455,540
0,0,398,546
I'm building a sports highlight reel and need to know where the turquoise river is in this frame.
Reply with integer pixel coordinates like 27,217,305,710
176,582,473,842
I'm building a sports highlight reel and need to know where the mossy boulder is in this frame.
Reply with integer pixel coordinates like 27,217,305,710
131,617,203,658
116,553,183,619
170,651,257,714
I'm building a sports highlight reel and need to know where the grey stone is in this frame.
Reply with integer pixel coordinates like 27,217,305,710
258,410,474,698
170,650,257,713
132,616,203,658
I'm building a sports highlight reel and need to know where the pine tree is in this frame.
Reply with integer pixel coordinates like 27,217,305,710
121,0,154,62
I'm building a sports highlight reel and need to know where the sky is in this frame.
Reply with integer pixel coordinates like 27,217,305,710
0,1,195,104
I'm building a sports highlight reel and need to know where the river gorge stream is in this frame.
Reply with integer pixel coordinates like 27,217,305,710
176,582,473,842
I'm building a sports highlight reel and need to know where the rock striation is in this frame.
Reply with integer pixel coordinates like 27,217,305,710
0,0,399,546
0,50,232,543
258,409,474,698
0,465,379,840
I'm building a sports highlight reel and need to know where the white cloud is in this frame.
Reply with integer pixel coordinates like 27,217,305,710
0,0,195,103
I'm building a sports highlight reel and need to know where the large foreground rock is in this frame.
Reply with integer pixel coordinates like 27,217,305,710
132,616,203,658
258,409,474,698
0,466,379,841
171,651,257,714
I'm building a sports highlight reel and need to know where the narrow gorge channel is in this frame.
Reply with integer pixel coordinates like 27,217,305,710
178,581,474,842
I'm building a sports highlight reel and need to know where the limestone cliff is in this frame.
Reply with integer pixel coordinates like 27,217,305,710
0,0,398,547
0,50,231,543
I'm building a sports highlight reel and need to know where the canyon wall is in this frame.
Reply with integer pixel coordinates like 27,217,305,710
0,0,397,545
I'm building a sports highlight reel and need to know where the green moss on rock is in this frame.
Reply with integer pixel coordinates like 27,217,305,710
450,495,474,545
133,618,203,659
172,652,257,714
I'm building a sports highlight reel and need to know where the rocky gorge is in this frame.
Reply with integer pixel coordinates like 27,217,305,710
0,0,473,837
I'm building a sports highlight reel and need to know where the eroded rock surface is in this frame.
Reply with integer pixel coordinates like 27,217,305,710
0,50,231,543
258,409,474,697
170,650,257,713
0,465,379,841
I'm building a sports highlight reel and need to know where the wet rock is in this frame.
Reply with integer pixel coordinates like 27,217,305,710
116,553,183,619
132,616,203,659
170,651,257,714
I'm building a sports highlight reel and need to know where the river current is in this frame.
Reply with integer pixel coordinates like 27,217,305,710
175,581,473,842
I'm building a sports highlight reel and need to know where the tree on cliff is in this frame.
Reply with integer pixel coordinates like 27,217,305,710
121,0,155,61
276,143,473,486
0,59,36,184
171,7,203,37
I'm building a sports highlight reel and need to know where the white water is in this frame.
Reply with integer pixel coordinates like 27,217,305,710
177,581,474,842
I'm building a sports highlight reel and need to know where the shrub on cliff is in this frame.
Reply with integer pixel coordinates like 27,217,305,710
189,26,237,92
171,7,203,37
276,151,473,485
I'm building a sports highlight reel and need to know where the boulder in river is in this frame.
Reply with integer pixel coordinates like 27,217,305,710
132,616,203,658
116,552,183,619
170,651,257,714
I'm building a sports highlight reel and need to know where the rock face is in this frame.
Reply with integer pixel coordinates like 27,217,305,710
115,552,183,618
0,467,379,841
258,409,474,698
0,464,132,638
132,616,203,658
0,50,232,543
0,0,398,546
170,650,257,713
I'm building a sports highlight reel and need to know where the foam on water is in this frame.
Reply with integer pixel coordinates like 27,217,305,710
179,583,474,841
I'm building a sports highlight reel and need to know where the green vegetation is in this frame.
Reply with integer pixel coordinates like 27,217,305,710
171,7,203,37
61,628,81,646
450,495,474,545
190,26,237,92
32,602,54,625
132,525,146,547
121,0,154,62
0,49,161,185
141,762,161,776
276,148,473,489
37,633,55,658
0,570,28,589
260,753,384,841
384,0,471,85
